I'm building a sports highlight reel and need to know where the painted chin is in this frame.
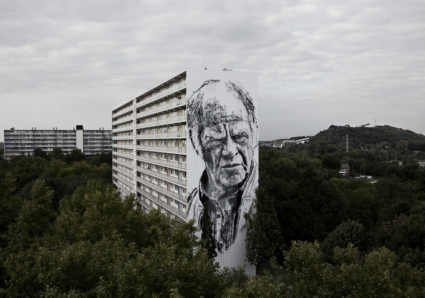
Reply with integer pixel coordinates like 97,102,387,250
219,165,246,186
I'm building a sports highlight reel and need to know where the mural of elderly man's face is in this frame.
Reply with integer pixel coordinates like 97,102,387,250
200,92,253,190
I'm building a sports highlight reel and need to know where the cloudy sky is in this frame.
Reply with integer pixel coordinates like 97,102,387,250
1,0,424,142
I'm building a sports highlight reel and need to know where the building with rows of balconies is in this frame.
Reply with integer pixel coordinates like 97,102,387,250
112,69,258,225
3,125,112,160
112,71,188,219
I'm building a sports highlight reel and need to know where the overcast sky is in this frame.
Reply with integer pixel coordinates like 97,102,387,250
1,0,424,142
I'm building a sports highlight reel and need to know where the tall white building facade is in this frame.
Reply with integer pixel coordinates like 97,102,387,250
112,69,258,273
112,71,187,217
3,125,112,160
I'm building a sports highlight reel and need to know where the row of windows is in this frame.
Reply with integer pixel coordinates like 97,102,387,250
137,109,186,124
114,163,133,174
138,124,187,135
5,131,76,134
137,173,187,196
137,140,187,147
114,121,133,130
114,113,133,123
137,151,186,163
136,78,186,105
113,103,132,116
114,170,133,184
114,131,133,137
115,140,133,145
114,179,133,194
137,162,186,179
138,102,186,115
139,193,187,214
115,156,133,164
115,148,133,155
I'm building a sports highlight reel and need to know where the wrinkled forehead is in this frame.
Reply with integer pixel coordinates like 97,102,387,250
201,85,249,127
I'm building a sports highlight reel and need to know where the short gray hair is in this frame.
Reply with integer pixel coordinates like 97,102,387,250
187,80,258,155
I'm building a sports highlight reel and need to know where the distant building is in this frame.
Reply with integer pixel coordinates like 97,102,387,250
295,137,310,144
3,126,112,160
419,162,425,167
339,164,350,177
260,142,272,147
279,137,310,148
280,140,297,147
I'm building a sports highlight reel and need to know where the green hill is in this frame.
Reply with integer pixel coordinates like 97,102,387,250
309,125,425,149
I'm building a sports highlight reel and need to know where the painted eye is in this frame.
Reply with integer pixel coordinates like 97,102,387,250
232,132,249,140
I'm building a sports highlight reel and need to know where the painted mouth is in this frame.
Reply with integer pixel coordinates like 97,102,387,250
222,163,243,169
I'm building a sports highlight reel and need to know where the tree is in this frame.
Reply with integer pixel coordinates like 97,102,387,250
375,209,425,269
245,179,284,267
51,147,64,161
33,147,49,160
2,181,226,298
201,202,217,259
66,148,86,163
226,242,425,297
396,140,409,152
12,156,49,191
321,153,341,170
321,220,370,261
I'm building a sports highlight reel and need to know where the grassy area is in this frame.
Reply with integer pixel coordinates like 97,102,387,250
419,200,425,206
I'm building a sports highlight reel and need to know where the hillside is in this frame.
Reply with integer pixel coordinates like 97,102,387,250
309,125,425,149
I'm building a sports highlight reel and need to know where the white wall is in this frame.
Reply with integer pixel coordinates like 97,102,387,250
76,130,84,152
186,69,259,275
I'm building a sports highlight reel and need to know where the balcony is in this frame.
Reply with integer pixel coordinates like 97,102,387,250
112,116,133,126
137,187,187,219
113,104,133,118
113,158,133,167
112,144,133,150
136,97,186,119
136,176,186,202
136,145,186,154
113,151,134,159
136,114,186,130
136,155,187,170
136,165,186,187
114,165,134,178
112,135,134,141
136,131,187,140
113,172,134,187
112,173,133,194
112,126,134,133
135,82,186,109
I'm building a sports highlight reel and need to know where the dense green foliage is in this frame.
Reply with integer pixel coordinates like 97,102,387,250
2,143,425,296
1,180,226,297
250,149,425,272
321,220,371,261
245,177,284,266
310,125,425,149
226,242,425,297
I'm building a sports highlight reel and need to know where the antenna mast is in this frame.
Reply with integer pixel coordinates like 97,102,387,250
346,134,349,152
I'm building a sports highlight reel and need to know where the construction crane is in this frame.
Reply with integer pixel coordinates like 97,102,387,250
356,123,370,128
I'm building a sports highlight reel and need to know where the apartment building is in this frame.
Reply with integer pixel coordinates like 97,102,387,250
112,69,258,272
112,71,187,219
112,69,259,220
3,125,112,160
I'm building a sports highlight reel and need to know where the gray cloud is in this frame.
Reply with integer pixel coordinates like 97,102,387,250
1,0,424,142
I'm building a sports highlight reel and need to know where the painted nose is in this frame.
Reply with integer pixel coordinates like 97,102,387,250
222,133,238,159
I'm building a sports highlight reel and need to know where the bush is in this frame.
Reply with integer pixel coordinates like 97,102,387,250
321,220,370,261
